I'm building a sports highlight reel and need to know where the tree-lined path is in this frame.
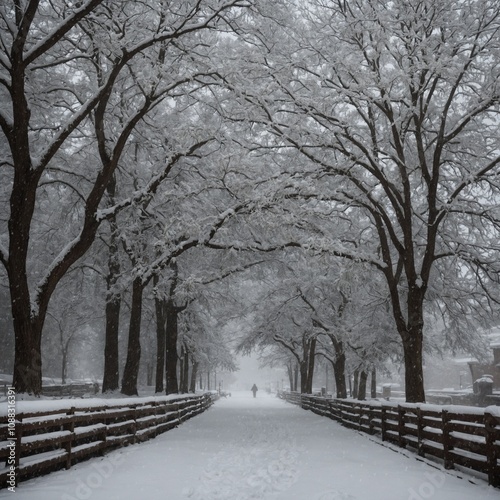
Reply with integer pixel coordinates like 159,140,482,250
1,393,497,500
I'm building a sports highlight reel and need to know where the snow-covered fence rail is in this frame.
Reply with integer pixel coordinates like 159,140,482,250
0,393,217,488
280,392,500,487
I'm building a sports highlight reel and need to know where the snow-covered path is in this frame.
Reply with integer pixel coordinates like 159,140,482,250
2,392,499,500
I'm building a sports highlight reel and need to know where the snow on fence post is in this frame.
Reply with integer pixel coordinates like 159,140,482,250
356,402,362,431
328,399,335,422
100,417,108,456
397,405,406,448
381,404,388,442
131,404,139,445
63,407,75,469
338,400,344,425
416,407,425,457
14,417,22,486
441,409,454,470
367,404,376,435
485,409,500,487
152,400,159,438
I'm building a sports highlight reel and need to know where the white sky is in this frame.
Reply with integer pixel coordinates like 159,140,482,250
3,392,498,500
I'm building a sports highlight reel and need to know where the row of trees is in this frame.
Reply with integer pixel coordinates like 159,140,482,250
2,0,500,402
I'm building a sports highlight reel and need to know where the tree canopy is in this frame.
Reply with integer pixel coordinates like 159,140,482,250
1,0,500,402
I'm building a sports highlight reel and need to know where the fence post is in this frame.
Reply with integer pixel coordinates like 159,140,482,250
442,409,454,470
381,405,387,442
416,407,425,457
485,410,500,487
100,419,108,456
14,418,22,486
368,404,375,435
151,401,159,438
397,405,406,448
132,404,138,444
64,407,75,469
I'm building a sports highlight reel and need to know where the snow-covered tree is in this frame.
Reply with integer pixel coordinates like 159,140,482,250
223,0,500,402
0,0,250,395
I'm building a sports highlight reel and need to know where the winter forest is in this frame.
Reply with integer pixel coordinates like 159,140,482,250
2,0,500,404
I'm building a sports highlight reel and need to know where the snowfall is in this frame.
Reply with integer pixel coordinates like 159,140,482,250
1,392,499,500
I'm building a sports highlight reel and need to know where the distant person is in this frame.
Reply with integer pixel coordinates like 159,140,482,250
251,384,258,398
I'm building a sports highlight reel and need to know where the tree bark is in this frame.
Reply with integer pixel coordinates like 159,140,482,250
299,360,308,393
306,337,316,393
181,346,189,393
371,367,377,399
179,348,185,392
190,359,198,393
287,363,293,391
358,370,368,400
121,277,144,396
61,350,67,385
154,278,167,393
12,315,43,395
102,293,120,392
352,369,359,399
332,352,347,398
165,301,179,394
102,172,121,393
402,326,426,403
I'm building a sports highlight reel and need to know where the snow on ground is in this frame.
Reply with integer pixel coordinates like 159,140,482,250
2,392,499,500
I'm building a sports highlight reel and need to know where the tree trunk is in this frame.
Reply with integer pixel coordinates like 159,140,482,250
332,352,347,398
165,301,179,394
371,367,377,399
12,314,43,395
61,350,67,385
154,286,167,393
287,363,293,391
121,277,144,396
181,347,189,393
179,348,185,392
402,326,426,402
102,179,121,393
299,359,309,393
358,370,367,400
352,369,359,399
299,359,307,393
9,49,44,395
293,364,299,392
102,292,120,392
306,337,316,394
190,359,198,393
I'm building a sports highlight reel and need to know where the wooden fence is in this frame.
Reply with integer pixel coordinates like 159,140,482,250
0,393,217,489
280,392,500,488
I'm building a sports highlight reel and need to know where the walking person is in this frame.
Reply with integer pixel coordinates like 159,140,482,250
251,383,258,398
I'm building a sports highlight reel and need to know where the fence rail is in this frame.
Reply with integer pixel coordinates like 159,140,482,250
280,392,500,488
0,393,217,489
